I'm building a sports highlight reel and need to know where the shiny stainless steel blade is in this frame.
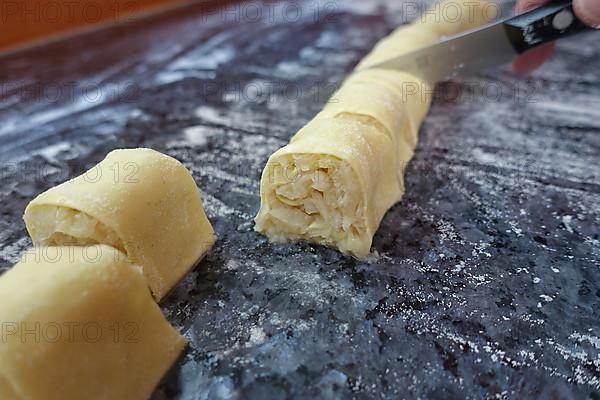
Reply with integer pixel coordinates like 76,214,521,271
366,21,518,82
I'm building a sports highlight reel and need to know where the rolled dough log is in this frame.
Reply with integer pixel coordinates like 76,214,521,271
255,0,492,257
0,245,186,400
24,148,215,300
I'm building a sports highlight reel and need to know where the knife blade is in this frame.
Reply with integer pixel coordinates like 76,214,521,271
365,0,594,82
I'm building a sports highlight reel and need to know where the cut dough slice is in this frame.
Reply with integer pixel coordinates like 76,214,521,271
0,245,186,400
255,0,492,257
24,148,215,300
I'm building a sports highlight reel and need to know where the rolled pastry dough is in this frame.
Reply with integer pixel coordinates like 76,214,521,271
255,0,492,257
0,245,186,400
24,148,215,300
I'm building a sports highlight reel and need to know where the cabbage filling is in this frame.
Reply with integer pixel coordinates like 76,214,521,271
25,205,125,253
257,154,367,255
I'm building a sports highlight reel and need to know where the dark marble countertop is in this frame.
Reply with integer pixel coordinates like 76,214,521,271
0,1,598,399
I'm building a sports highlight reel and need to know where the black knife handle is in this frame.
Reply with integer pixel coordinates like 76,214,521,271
503,0,595,54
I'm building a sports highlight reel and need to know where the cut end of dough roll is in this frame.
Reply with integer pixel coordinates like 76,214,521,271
255,114,406,258
23,148,216,300
0,245,186,400
24,205,126,251
255,152,369,257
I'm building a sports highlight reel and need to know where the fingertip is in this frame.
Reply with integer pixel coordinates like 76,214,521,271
573,0,600,28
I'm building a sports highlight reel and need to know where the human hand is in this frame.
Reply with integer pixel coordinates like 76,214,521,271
512,0,600,74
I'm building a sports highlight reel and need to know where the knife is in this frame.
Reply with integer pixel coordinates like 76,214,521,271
366,0,596,82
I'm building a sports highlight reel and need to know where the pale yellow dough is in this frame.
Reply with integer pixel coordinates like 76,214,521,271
24,148,215,300
255,0,492,257
0,245,187,400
